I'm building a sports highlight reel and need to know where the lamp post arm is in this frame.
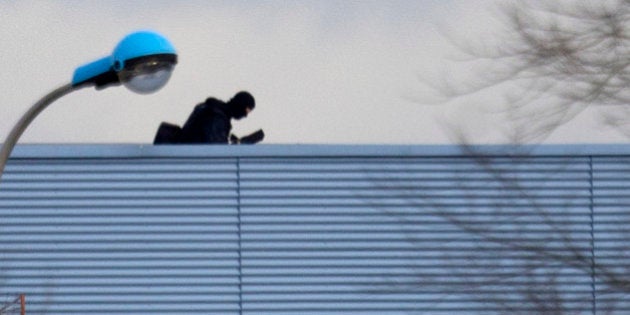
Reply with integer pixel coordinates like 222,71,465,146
0,83,80,183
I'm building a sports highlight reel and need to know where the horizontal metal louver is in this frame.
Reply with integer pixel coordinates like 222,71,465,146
593,157,630,315
239,156,595,315
1,156,240,315
0,145,628,315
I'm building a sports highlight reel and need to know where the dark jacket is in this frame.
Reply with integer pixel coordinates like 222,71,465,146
179,98,232,144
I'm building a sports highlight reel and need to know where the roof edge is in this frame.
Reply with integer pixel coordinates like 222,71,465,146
6,143,630,159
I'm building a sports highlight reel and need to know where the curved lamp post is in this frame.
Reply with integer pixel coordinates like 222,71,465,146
0,30,177,182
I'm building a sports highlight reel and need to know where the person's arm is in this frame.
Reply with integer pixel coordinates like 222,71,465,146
231,129,265,144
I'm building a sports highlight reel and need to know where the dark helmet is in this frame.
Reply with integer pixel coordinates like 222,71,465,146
228,91,255,119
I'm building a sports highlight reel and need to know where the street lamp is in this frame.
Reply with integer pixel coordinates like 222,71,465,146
0,30,177,182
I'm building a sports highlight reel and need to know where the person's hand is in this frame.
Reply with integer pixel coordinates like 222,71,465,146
229,134,240,144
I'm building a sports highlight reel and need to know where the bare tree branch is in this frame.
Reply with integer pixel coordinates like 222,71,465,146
432,0,630,143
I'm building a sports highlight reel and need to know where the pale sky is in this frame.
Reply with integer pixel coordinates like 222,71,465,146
0,0,625,145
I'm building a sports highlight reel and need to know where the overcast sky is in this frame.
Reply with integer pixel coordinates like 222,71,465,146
0,0,625,145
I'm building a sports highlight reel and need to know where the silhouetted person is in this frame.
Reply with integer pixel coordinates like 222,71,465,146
154,91,263,144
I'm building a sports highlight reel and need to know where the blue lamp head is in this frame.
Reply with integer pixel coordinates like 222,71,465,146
72,30,177,94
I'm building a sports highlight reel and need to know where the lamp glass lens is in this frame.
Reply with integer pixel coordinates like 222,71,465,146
118,61,174,94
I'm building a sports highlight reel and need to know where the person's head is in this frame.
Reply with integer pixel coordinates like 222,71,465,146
227,91,255,119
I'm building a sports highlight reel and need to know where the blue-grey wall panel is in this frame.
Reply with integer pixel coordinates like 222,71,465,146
239,156,594,315
0,157,240,315
593,157,630,315
0,145,628,314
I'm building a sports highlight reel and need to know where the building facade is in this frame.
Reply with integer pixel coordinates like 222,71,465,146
0,144,628,314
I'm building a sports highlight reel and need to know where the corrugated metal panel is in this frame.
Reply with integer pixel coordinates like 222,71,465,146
239,156,595,315
0,157,240,315
0,145,628,314
593,157,630,315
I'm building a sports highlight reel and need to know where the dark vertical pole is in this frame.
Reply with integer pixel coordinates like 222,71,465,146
20,294,25,315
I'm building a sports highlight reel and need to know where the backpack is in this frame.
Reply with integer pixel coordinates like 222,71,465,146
153,122,182,144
